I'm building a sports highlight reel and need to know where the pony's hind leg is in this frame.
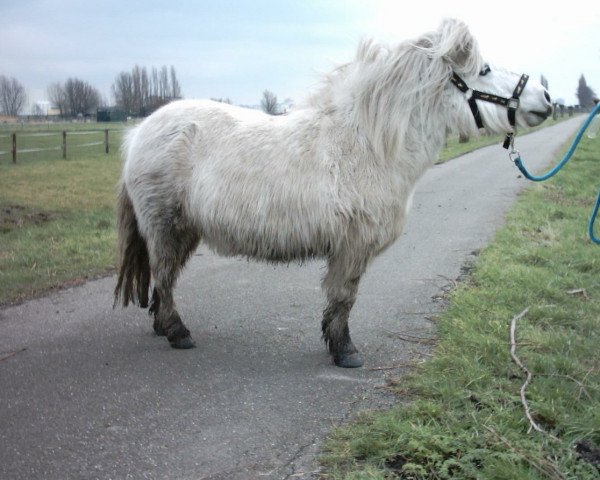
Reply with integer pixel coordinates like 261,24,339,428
148,222,200,349
321,255,367,368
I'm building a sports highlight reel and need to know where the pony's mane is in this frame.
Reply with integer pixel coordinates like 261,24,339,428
309,19,484,159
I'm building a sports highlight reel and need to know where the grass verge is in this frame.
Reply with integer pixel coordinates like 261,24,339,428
0,129,123,305
321,136,600,478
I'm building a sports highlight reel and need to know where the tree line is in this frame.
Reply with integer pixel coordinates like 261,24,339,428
0,65,182,119
1,70,597,119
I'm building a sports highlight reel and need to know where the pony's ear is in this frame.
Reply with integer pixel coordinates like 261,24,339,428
437,18,480,73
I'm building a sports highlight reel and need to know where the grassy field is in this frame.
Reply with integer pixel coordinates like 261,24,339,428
321,135,600,477
0,122,125,163
0,125,125,304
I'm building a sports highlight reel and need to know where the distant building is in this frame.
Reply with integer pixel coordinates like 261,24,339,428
25,100,60,119
34,101,51,115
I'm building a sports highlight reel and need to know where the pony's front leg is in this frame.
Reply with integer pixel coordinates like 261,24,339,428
321,256,366,368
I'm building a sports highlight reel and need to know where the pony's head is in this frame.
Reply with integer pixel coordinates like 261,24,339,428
314,18,552,160
431,18,553,135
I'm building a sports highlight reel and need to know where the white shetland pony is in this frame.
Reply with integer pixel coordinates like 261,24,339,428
115,19,552,367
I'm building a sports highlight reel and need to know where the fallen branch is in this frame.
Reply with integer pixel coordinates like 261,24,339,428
384,329,437,345
509,308,559,441
368,361,419,371
396,311,435,315
566,288,588,299
0,347,27,362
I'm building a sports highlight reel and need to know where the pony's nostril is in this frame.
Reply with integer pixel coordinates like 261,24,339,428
544,90,551,104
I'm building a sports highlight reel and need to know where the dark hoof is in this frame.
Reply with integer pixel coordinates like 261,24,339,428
169,334,196,349
153,320,166,337
167,324,195,349
334,352,364,368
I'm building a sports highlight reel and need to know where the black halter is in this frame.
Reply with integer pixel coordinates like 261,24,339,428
450,71,529,148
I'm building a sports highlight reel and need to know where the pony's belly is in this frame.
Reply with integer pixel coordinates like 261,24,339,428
202,235,325,263
200,223,330,263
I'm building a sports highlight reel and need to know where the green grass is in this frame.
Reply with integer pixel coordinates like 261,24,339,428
0,125,124,304
321,136,600,478
438,116,567,163
0,122,125,163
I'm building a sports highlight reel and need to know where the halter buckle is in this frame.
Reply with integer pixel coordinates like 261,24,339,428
506,134,519,161
503,132,514,150
507,98,520,110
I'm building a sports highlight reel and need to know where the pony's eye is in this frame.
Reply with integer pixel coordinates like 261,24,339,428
479,64,491,76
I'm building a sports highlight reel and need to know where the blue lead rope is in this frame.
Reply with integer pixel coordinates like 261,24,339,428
511,102,600,244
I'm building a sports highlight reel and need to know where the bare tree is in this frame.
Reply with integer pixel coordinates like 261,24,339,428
0,75,27,116
141,67,150,113
47,82,67,117
112,72,134,114
159,66,169,101
151,67,159,99
132,65,143,115
261,89,279,115
64,78,101,116
170,66,181,99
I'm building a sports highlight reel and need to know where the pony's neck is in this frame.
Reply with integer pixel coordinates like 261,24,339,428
312,40,451,174
393,112,447,182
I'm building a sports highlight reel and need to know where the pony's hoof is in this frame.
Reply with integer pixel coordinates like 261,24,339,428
169,335,196,349
167,325,195,349
334,352,364,368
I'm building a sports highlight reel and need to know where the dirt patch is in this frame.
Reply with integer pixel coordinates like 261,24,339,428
385,454,408,473
0,205,54,233
576,441,600,471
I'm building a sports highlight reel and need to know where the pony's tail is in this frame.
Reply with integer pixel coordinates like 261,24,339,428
114,182,151,309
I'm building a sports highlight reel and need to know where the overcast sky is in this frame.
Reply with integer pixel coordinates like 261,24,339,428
2,0,599,110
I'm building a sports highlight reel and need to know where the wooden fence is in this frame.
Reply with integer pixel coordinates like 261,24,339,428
0,129,112,163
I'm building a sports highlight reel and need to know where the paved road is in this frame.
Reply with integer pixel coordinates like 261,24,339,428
0,118,584,480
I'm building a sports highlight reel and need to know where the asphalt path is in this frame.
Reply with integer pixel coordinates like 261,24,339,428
0,117,585,480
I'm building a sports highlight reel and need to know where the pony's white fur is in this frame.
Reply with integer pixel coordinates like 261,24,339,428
116,18,551,366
